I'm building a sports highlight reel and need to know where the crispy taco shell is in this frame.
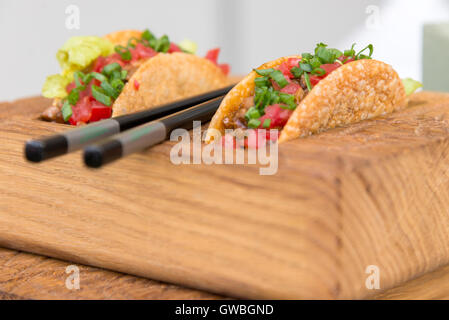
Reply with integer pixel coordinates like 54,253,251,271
104,30,143,46
206,57,407,143
47,30,229,120
205,56,300,142
112,52,229,116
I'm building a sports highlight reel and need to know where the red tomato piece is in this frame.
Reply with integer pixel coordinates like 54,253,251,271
244,129,267,149
205,48,220,64
278,58,301,79
90,103,112,122
134,80,140,90
338,55,355,64
309,63,342,86
218,63,230,76
93,54,126,73
287,58,301,68
131,43,157,62
270,75,291,91
258,104,293,129
320,63,341,75
69,96,92,125
66,81,77,93
168,43,182,53
278,62,294,79
265,129,280,141
309,75,321,86
280,82,301,94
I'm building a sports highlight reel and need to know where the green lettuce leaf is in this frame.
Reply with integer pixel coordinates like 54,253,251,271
179,39,198,54
42,74,71,99
402,78,423,96
42,36,114,98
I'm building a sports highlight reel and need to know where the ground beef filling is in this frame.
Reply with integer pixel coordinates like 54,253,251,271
223,77,308,130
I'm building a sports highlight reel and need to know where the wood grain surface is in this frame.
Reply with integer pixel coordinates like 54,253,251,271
0,92,449,299
2,244,449,300
0,247,221,300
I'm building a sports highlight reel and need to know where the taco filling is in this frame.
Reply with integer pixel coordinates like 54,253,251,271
42,29,230,125
223,43,373,134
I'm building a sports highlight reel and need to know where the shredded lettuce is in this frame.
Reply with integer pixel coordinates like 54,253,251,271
402,78,423,96
57,36,114,72
42,74,71,99
42,36,114,98
179,39,198,54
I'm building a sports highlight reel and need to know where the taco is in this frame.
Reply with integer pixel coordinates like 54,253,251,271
206,43,422,145
41,29,230,125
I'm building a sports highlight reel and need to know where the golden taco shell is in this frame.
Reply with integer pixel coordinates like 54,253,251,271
206,57,407,144
279,59,407,142
205,56,300,143
112,52,230,116
104,30,143,46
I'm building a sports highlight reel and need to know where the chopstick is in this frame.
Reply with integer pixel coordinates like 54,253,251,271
84,96,223,168
25,84,235,163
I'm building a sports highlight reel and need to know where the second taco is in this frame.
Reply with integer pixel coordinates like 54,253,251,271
206,43,422,145
42,29,230,125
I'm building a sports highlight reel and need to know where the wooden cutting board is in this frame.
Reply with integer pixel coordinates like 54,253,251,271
0,91,448,299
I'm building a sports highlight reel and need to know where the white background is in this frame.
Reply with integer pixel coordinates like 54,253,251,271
1,0,448,101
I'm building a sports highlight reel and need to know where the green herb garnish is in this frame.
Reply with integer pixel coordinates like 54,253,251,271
102,63,121,76
91,72,108,83
67,88,79,105
115,45,132,61
254,76,270,88
154,35,170,53
269,70,289,88
290,67,303,78
100,81,119,99
91,85,112,106
262,119,271,129
255,68,275,76
303,72,312,91
279,93,296,110
61,100,73,122
245,107,262,121
248,119,261,129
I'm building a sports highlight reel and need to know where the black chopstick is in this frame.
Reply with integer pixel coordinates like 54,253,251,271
25,84,235,163
83,96,223,168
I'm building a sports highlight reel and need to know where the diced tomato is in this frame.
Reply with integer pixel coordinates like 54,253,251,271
205,48,231,75
265,129,280,142
309,75,321,86
270,75,291,91
89,99,112,122
93,54,126,73
310,63,342,86
278,58,301,79
280,82,301,94
66,81,77,93
92,56,108,73
279,62,294,79
338,55,355,64
131,43,157,62
218,63,230,76
205,48,220,64
287,58,301,68
320,63,341,74
168,42,182,53
244,129,267,149
134,80,140,90
258,104,293,129
69,96,92,125
66,79,100,98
